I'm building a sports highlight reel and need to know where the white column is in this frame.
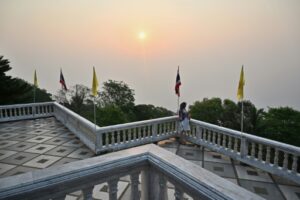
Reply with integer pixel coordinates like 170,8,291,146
174,187,183,200
292,154,298,173
258,144,263,161
130,172,140,200
158,175,168,200
108,178,119,200
266,146,271,164
82,186,94,200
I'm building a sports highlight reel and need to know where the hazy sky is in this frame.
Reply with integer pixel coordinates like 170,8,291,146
1,0,300,111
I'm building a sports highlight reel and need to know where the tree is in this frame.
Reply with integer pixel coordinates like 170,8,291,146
189,98,223,125
237,101,264,134
68,85,92,114
221,99,239,129
99,80,135,111
134,104,173,121
0,56,51,104
260,107,300,146
53,89,69,105
97,105,129,126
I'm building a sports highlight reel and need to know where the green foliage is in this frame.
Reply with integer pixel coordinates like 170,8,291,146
189,98,223,125
68,85,92,114
0,56,51,105
97,105,129,126
134,104,173,121
99,80,135,111
260,107,300,146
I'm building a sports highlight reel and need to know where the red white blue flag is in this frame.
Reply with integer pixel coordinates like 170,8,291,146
60,69,67,90
175,66,181,97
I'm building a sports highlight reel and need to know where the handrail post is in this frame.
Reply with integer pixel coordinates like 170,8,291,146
240,136,248,158
152,123,157,140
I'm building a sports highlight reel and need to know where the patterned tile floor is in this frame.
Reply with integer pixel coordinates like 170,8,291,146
1,118,300,200
0,117,95,178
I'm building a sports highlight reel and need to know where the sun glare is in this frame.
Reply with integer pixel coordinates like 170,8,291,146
138,31,146,40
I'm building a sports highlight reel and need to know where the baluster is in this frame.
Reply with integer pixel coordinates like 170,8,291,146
203,130,207,141
21,107,24,116
196,126,202,140
130,172,140,200
164,123,167,134
207,130,211,142
234,138,238,152
258,144,263,161
123,130,127,143
108,178,119,200
266,146,271,164
251,142,256,158
117,131,121,144
133,127,137,140
138,127,141,140
217,133,221,146
160,124,163,135
145,126,148,138
212,131,216,144
283,152,289,170
153,123,158,138
111,131,115,145
228,136,232,150
82,186,94,200
292,155,298,173
105,133,109,146
274,149,279,167
0,109,2,118
222,135,226,147
128,129,132,141
174,187,184,200
159,175,168,200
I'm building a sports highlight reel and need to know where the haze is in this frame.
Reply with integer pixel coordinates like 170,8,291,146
1,0,299,111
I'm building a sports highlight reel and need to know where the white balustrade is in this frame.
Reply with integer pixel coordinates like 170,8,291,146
186,119,300,184
0,144,263,200
1,102,300,185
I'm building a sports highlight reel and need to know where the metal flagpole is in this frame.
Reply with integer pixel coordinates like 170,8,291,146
177,96,180,114
241,100,244,133
94,96,97,131
33,86,36,103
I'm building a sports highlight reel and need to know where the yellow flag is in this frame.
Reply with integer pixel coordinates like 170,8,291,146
92,67,99,97
34,70,38,87
237,66,245,101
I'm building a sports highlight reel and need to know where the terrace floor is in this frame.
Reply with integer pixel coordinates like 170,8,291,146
0,117,300,200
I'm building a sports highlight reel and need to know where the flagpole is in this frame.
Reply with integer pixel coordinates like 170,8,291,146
241,100,244,133
94,96,97,131
33,86,36,103
177,96,180,114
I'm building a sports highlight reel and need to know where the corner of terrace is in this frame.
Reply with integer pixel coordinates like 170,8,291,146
0,102,299,200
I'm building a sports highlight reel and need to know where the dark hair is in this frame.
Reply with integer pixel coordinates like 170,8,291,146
180,102,187,110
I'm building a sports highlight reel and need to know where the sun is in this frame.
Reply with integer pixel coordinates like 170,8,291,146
138,31,146,40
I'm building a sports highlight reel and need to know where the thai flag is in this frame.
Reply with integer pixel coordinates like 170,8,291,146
60,69,67,91
175,67,181,96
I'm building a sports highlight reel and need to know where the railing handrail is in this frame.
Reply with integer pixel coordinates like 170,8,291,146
0,101,54,109
0,144,263,200
191,118,300,154
53,102,99,131
97,115,178,133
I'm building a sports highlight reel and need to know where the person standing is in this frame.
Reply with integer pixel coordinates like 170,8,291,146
179,102,190,132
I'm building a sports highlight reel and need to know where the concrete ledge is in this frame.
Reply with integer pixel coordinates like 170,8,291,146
0,144,263,200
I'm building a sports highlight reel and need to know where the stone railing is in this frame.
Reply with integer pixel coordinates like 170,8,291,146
95,116,178,154
1,102,299,185
53,102,98,151
0,102,54,122
186,119,300,184
0,144,263,200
